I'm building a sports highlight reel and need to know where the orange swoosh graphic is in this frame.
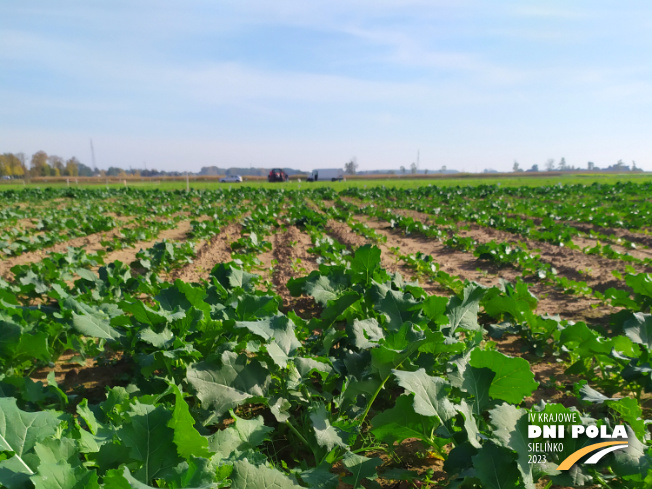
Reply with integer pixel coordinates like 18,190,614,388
556,441,628,470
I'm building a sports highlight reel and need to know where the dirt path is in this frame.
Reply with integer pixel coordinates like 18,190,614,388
269,226,320,310
170,222,238,283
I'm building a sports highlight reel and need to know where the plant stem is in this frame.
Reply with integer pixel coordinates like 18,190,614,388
284,419,314,458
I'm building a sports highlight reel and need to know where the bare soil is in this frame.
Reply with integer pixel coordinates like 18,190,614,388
269,225,320,309
170,222,239,283
359,217,616,325
103,220,193,267
31,349,132,404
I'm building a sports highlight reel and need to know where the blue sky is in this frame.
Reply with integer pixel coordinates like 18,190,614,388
2,1,651,172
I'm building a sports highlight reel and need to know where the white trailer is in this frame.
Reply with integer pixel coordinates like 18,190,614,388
307,168,344,182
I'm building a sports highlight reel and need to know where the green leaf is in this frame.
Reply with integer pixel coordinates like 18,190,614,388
371,395,438,446
350,244,381,284
31,462,99,489
341,452,382,488
167,384,212,459
320,291,360,328
0,397,62,476
235,315,300,358
138,327,174,348
117,401,180,483
623,312,652,350
310,405,346,452
392,369,457,425
71,310,122,340
456,400,482,449
446,284,485,335
120,300,184,326
489,403,535,489
472,442,521,489
375,289,420,331
186,352,270,417
469,349,538,404
211,263,258,291
234,294,278,320
306,274,349,306
605,397,647,441
230,459,301,489
349,318,384,350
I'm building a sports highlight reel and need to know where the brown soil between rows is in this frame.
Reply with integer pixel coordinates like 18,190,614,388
31,349,132,404
457,224,649,292
268,225,320,312
170,222,239,283
102,220,193,266
0,220,136,279
392,207,652,276
328,219,450,296
358,217,615,325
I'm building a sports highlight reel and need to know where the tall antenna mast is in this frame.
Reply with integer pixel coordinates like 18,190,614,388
90,138,97,171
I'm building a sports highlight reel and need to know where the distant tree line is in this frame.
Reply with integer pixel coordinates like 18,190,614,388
512,158,643,173
0,150,190,179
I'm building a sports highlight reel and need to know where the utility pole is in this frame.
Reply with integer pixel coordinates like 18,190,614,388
90,139,97,173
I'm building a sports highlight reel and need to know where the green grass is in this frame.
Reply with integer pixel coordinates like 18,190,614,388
1,172,651,192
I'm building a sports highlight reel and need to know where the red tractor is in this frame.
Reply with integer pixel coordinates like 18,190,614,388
267,168,289,182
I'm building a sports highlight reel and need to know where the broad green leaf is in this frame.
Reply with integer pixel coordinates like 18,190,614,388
138,327,174,348
472,442,521,489
320,291,360,328
0,397,62,476
375,289,420,331
392,369,457,425
469,349,538,404
489,403,534,489
350,244,381,285
341,452,382,488
605,397,647,441
234,294,278,320
157,280,210,314
31,462,99,489
349,318,384,350
623,312,652,350
14,331,51,363
300,463,339,489
446,284,485,334
117,401,180,483
306,275,349,306
71,310,122,340
235,315,300,357
371,395,438,445
186,352,270,417
611,426,650,478
120,300,184,326
33,438,78,467
230,459,301,489
167,385,211,459
211,263,258,291
309,405,346,452
456,400,482,449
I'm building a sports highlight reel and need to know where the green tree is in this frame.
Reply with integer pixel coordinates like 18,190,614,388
64,157,80,176
30,150,51,176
